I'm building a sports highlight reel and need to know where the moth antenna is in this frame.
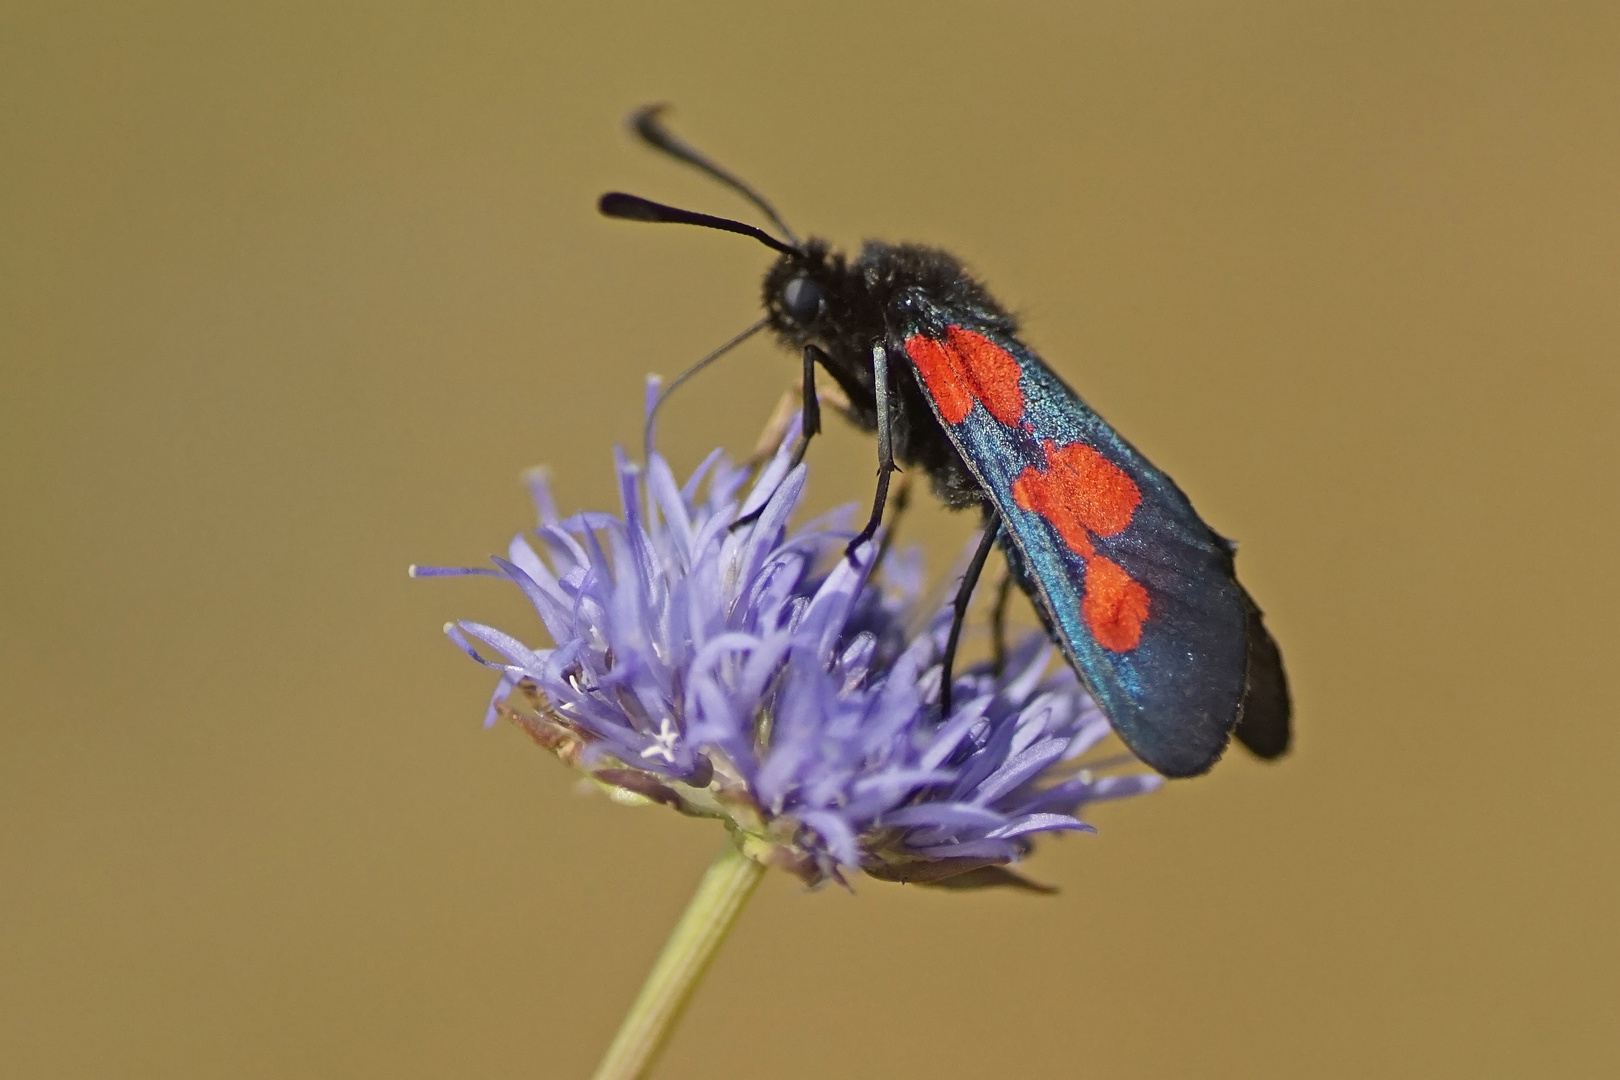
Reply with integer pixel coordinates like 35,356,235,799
630,104,801,248
599,193,800,257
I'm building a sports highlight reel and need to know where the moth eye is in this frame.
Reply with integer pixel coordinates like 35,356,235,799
781,276,823,322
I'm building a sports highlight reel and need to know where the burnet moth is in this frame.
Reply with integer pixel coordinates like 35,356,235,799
600,106,1290,777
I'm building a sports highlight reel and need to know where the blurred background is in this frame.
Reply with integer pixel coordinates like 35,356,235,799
4,3,1616,1077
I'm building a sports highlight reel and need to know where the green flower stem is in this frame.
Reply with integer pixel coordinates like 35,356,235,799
590,841,766,1080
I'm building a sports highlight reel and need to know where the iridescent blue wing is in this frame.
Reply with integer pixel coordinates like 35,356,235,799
901,322,1286,777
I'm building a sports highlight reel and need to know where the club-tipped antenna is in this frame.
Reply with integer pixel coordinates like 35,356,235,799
630,105,800,248
643,318,770,458
599,192,800,256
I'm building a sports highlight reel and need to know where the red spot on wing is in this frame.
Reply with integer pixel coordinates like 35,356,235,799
946,327,1026,425
903,326,1026,426
904,335,973,423
1010,441,1141,545
1011,440,1150,652
1079,557,1151,652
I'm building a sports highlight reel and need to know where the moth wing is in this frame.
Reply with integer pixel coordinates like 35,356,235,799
903,325,1285,777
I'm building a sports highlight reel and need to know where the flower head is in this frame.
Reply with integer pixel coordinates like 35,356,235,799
415,381,1160,888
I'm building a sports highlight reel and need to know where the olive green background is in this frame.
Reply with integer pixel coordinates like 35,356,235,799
4,3,1615,1077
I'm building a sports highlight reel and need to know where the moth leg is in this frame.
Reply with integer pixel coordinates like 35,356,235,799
940,514,1002,718
846,344,897,563
989,568,1014,677
784,344,825,471
872,471,914,572
735,345,828,530
746,344,846,467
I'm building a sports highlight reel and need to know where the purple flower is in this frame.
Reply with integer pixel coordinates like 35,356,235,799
414,381,1160,888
